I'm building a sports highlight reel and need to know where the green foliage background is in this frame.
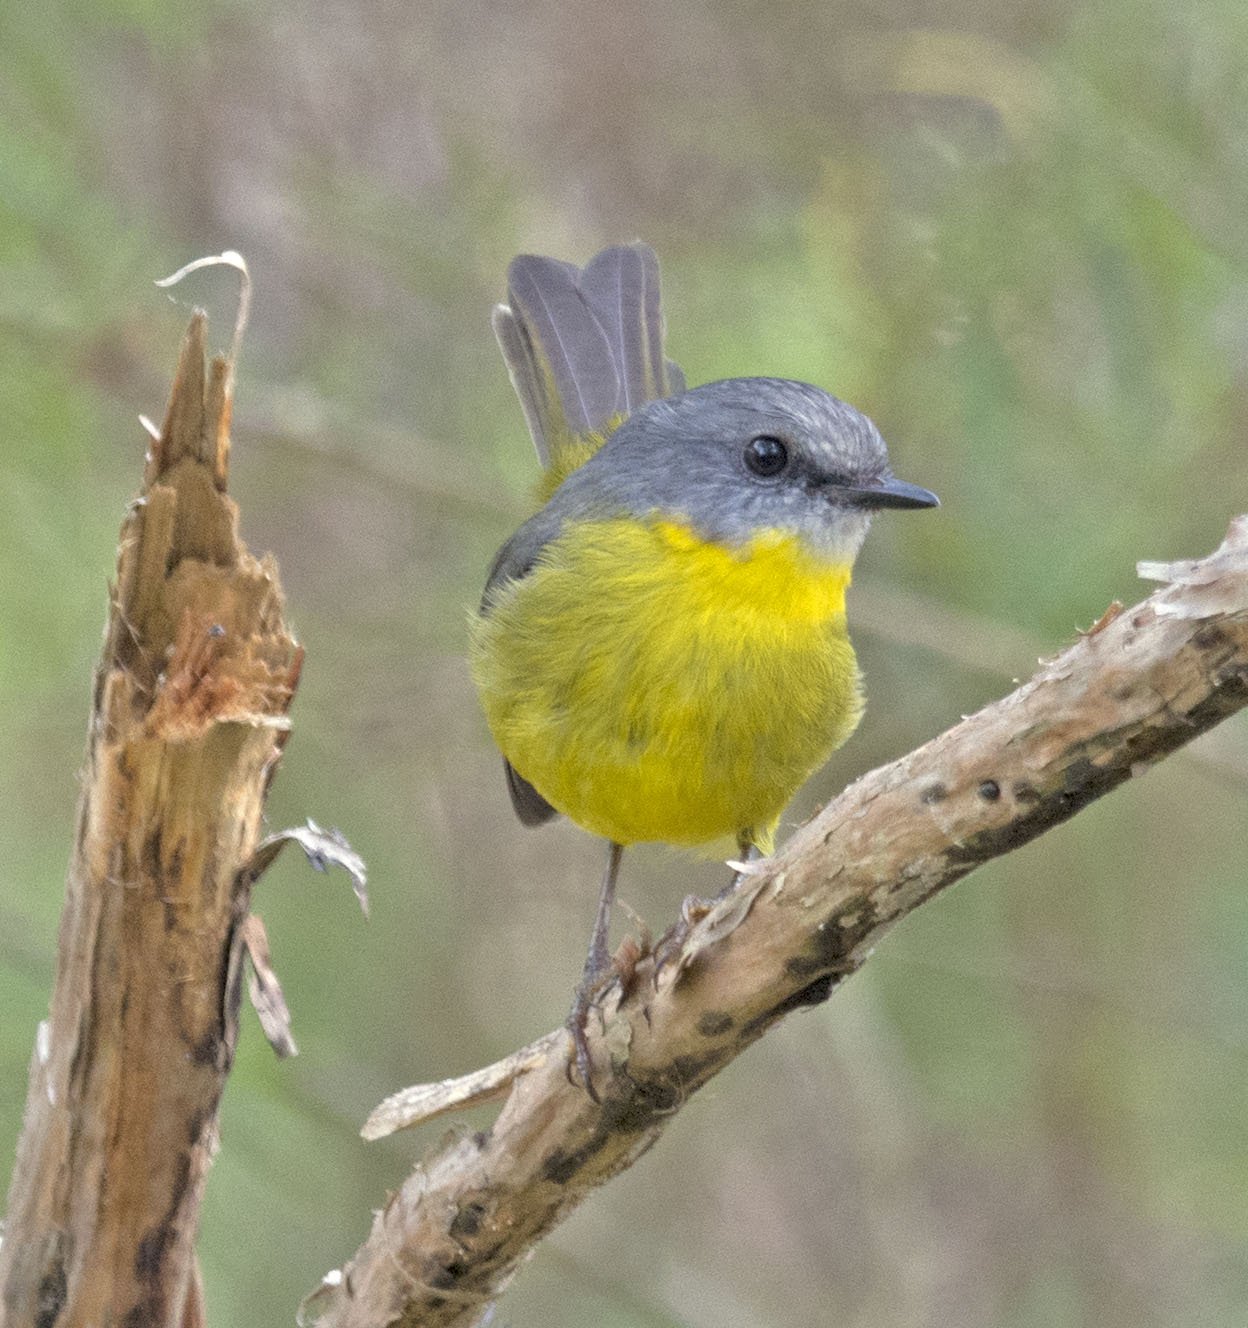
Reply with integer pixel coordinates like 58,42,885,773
2,2,1247,1324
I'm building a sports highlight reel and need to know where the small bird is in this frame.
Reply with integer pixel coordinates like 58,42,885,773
471,243,937,1092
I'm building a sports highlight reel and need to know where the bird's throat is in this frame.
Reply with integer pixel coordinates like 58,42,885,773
652,518,852,624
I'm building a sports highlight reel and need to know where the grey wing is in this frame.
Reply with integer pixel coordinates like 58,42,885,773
479,505,569,827
504,759,559,827
479,501,567,612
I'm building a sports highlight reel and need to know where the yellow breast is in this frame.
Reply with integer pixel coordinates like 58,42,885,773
470,516,863,850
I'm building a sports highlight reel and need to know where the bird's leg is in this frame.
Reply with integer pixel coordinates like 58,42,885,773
567,840,624,1100
727,835,762,891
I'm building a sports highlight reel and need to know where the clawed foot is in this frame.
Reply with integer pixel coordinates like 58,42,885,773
650,848,765,986
564,843,760,1099
565,962,618,1102
649,893,714,987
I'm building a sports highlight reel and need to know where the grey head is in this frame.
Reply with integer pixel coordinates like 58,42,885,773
482,377,937,605
542,376,937,563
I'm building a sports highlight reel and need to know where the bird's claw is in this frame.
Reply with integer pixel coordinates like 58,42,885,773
565,965,619,1103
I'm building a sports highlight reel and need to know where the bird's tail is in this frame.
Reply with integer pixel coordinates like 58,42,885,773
492,242,685,496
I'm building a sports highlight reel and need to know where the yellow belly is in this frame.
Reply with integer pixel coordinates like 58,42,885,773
470,517,863,849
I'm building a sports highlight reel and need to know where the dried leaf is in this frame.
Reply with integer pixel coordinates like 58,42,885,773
241,914,297,1058
245,819,369,915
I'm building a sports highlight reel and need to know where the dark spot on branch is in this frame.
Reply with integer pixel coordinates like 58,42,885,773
421,1260,460,1292
741,972,846,1040
946,680,1248,866
696,1010,734,1037
535,1072,689,1173
188,1107,211,1146
605,1093,664,1135
753,920,874,1041
133,1150,193,1287
542,1148,582,1185
541,1100,640,1185
135,1224,172,1281
1193,624,1227,650
166,837,185,889
978,779,1001,801
449,1201,487,1240
189,1029,221,1068
656,1069,706,1124
35,1259,67,1328
142,827,163,880
776,975,837,1013
785,953,823,979
804,909,875,972
1012,781,1040,803
920,782,947,804
124,1301,162,1328
950,756,1115,863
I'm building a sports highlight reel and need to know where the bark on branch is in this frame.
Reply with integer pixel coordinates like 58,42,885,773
308,518,1248,1328
0,314,301,1328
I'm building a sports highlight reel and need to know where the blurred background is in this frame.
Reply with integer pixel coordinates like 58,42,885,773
3,1,1248,1324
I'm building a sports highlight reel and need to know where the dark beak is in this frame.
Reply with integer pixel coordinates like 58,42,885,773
841,475,940,511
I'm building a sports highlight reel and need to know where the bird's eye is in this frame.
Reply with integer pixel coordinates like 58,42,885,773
744,435,789,478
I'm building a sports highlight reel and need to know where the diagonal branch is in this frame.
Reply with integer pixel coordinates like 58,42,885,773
306,517,1248,1328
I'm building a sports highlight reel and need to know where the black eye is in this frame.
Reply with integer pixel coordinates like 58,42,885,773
744,434,789,478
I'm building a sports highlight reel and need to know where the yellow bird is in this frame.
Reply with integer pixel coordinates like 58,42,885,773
471,243,937,1089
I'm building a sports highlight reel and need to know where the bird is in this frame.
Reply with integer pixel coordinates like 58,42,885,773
470,242,937,1094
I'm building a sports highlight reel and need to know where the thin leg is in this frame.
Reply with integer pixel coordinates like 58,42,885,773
727,836,762,890
567,840,623,1100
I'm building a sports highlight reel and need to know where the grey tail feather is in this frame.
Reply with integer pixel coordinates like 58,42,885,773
504,759,560,827
494,243,686,464
504,253,621,441
581,244,648,414
491,303,551,466
581,242,683,410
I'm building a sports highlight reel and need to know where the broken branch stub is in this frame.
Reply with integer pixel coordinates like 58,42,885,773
0,313,302,1328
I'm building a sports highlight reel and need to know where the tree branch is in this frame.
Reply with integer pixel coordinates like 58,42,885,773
0,313,301,1327
307,518,1248,1328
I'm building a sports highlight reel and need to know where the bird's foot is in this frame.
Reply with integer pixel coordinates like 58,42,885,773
565,962,619,1103
649,893,715,988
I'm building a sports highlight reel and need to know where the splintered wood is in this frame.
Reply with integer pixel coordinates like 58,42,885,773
0,314,301,1328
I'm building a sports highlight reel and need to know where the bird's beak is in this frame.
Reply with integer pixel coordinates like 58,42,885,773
841,475,940,511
